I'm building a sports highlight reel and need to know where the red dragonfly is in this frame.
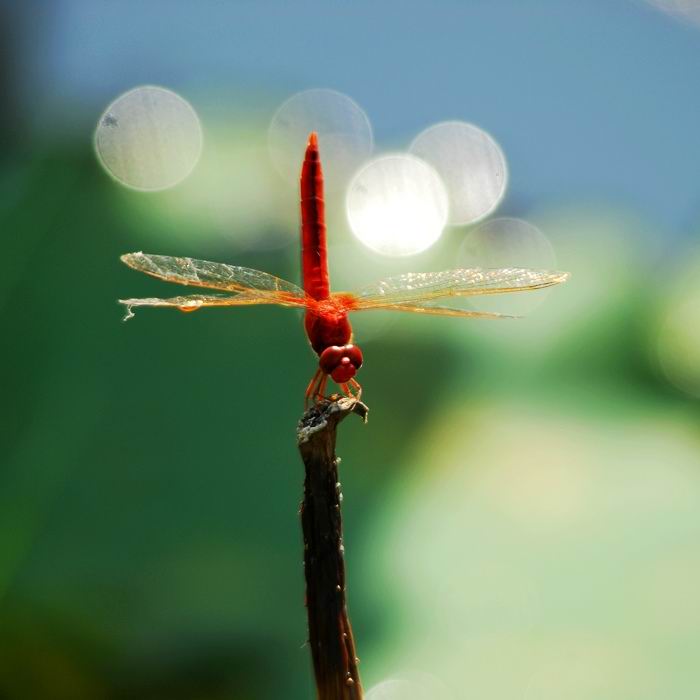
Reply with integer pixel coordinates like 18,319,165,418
120,133,569,403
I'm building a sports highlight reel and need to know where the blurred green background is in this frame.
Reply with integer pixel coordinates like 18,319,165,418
2,2,700,699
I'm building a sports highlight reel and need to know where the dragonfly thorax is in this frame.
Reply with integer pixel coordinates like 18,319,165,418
319,344,364,383
305,302,363,383
304,307,352,355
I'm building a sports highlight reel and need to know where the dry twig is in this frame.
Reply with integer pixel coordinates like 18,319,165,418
297,397,369,700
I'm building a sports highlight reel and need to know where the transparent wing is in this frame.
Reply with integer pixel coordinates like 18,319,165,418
117,292,303,321
350,268,569,308
351,302,517,319
121,252,308,302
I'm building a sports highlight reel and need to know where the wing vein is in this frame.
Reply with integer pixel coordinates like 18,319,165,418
350,267,569,308
120,252,309,301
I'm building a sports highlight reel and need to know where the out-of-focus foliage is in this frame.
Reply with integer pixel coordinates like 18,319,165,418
2,2,700,699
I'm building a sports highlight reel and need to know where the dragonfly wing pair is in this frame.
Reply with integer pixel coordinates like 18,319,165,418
347,267,570,318
119,252,569,320
119,252,310,319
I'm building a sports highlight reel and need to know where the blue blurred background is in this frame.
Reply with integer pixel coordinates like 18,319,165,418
2,2,700,698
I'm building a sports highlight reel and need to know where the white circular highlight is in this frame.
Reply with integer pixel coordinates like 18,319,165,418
95,86,202,191
346,154,448,256
458,217,557,315
410,121,507,226
268,88,373,192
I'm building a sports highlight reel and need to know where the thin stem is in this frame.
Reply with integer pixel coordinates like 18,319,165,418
297,397,368,700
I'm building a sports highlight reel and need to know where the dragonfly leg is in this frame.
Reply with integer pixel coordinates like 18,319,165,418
305,368,322,408
339,379,362,401
339,381,362,401
316,374,329,402
349,377,363,402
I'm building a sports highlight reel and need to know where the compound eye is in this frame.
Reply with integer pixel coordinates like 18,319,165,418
319,345,345,374
345,344,363,368
331,357,357,383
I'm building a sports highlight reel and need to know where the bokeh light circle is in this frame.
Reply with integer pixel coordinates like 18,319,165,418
366,680,413,699
346,154,448,256
457,217,557,315
409,121,507,225
94,85,202,191
366,676,453,700
645,0,700,26
268,88,373,192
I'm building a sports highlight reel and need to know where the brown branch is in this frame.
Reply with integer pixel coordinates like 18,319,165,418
297,396,369,700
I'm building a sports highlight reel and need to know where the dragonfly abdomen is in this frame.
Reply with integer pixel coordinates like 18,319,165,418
300,133,330,301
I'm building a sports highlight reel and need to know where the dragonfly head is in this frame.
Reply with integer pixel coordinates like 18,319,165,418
319,344,363,384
